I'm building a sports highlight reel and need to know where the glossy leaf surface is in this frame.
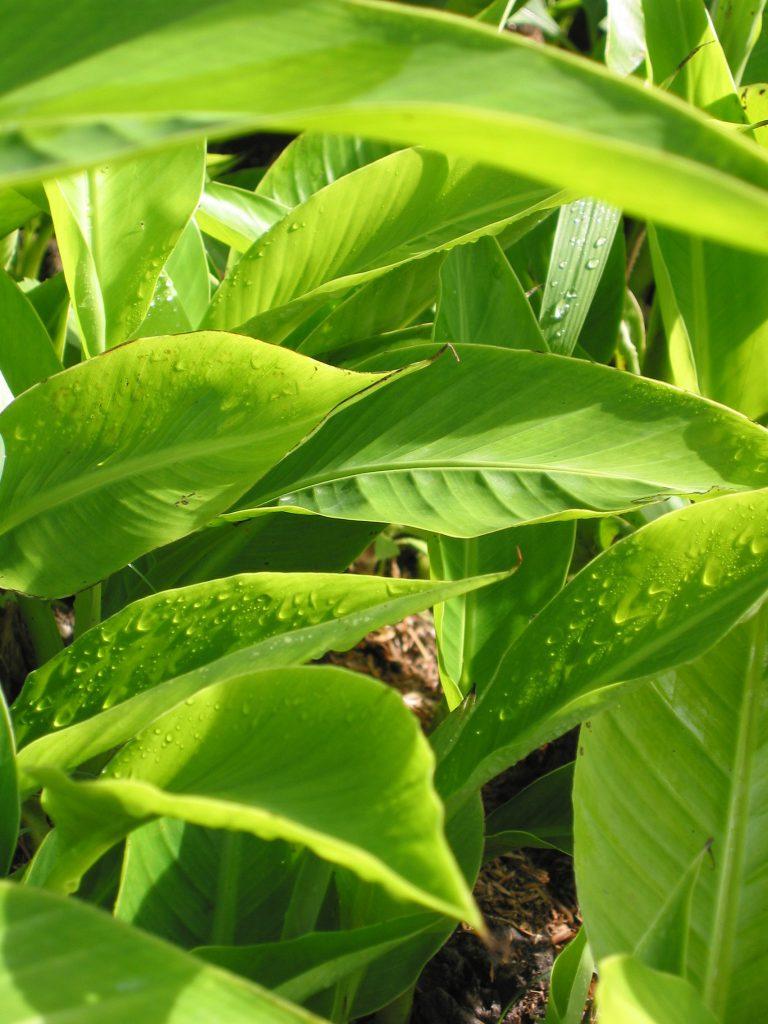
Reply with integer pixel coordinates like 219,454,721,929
246,345,768,536
0,332,384,596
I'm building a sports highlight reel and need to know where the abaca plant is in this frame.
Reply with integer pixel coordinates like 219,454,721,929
0,1,766,1022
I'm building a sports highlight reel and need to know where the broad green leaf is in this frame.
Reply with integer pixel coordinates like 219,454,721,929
643,0,742,119
433,489,768,807
137,221,211,338
579,228,627,364
606,0,646,75
713,0,767,85
539,198,622,356
574,605,768,1022
297,255,442,361
196,914,437,1005
544,928,594,1024
4,3,768,255
244,344,768,536
0,269,61,395
430,523,574,706
46,145,205,354
196,182,287,254
740,82,768,147
15,570,502,784
204,149,559,343
0,690,18,874
433,236,547,351
597,955,719,1024
257,133,395,209
30,666,480,925
634,846,707,977
0,332,387,597
116,819,300,947
484,761,575,859
336,791,485,1020
0,880,322,1023
0,188,40,237
645,0,768,419
103,509,380,615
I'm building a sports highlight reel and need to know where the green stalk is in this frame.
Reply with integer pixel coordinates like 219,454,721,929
74,584,101,639
16,596,63,667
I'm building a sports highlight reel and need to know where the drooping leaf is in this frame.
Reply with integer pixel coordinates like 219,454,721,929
30,666,480,925
15,570,503,784
244,344,768,536
0,332,388,597
0,880,322,1023
4,3,768,254
574,605,768,1022
433,489,768,808
45,145,205,354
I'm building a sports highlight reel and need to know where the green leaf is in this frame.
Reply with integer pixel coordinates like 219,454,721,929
713,0,767,85
136,222,211,338
5,2,768,255
196,913,437,1004
103,509,380,616
634,845,708,977
430,523,574,705
30,666,480,925
203,150,558,343
45,145,205,354
433,489,768,807
0,269,61,396
539,198,622,356
116,819,300,947
574,604,768,1022
15,570,502,785
544,927,594,1024
606,0,646,76
0,690,18,875
597,954,719,1024
244,344,768,536
256,133,395,209
644,0,768,420
298,255,442,362
0,332,387,597
0,188,40,237
196,182,287,254
0,880,322,1023
433,236,547,351
485,761,575,859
